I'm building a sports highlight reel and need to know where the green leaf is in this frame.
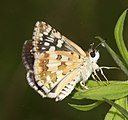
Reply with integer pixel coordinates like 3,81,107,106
75,80,107,92
73,81,128,100
68,101,103,111
95,36,128,76
114,9,128,65
104,97,128,120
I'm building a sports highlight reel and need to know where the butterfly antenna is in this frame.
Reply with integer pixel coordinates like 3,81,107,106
95,42,102,49
90,43,94,50
95,39,106,49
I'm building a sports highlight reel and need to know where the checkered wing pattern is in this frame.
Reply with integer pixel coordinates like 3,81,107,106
22,21,87,101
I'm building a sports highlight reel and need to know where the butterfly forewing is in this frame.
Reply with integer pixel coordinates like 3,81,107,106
32,21,86,55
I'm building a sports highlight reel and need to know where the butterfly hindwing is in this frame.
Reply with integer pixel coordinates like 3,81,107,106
22,40,34,70
34,51,82,94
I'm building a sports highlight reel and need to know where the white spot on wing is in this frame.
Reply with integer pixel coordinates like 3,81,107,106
45,38,54,43
43,32,48,35
47,66,58,71
35,21,40,26
37,81,43,87
46,76,51,81
47,61,61,71
49,46,55,51
40,37,43,41
47,92,57,98
56,40,63,48
65,62,73,66
33,86,38,90
53,32,61,38
61,55,68,61
42,47,46,50
44,42,50,46
56,70,63,75
49,54,58,59
48,60,60,64
38,90,46,97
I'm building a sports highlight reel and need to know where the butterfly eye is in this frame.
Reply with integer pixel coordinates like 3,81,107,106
90,50,96,58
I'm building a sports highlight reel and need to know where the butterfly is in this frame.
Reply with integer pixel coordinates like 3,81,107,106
22,21,105,101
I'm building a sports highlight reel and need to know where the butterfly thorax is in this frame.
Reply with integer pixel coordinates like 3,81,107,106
79,49,100,82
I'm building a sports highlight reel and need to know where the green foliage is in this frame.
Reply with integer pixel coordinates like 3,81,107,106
114,9,128,66
95,36,128,76
104,98,128,120
69,101,103,111
69,9,128,119
73,81,128,101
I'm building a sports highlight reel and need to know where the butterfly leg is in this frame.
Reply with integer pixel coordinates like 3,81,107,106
80,71,89,89
91,73,98,81
93,68,102,81
80,81,89,89
91,63,103,81
91,68,108,86
98,66,118,83
99,67,108,81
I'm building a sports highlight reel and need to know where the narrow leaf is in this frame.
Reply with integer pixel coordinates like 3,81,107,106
68,101,103,111
114,9,128,65
95,36,128,76
104,98,128,119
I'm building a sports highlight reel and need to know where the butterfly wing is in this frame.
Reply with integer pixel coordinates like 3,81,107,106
34,51,82,97
22,40,34,71
22,21,87,101
32,21,86,56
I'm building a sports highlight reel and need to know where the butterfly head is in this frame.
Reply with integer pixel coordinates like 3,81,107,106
88,43,100,63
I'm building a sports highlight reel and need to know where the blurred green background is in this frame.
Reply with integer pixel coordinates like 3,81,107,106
0,0,128,120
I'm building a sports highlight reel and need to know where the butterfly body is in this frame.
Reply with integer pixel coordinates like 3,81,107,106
22,21,100,101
